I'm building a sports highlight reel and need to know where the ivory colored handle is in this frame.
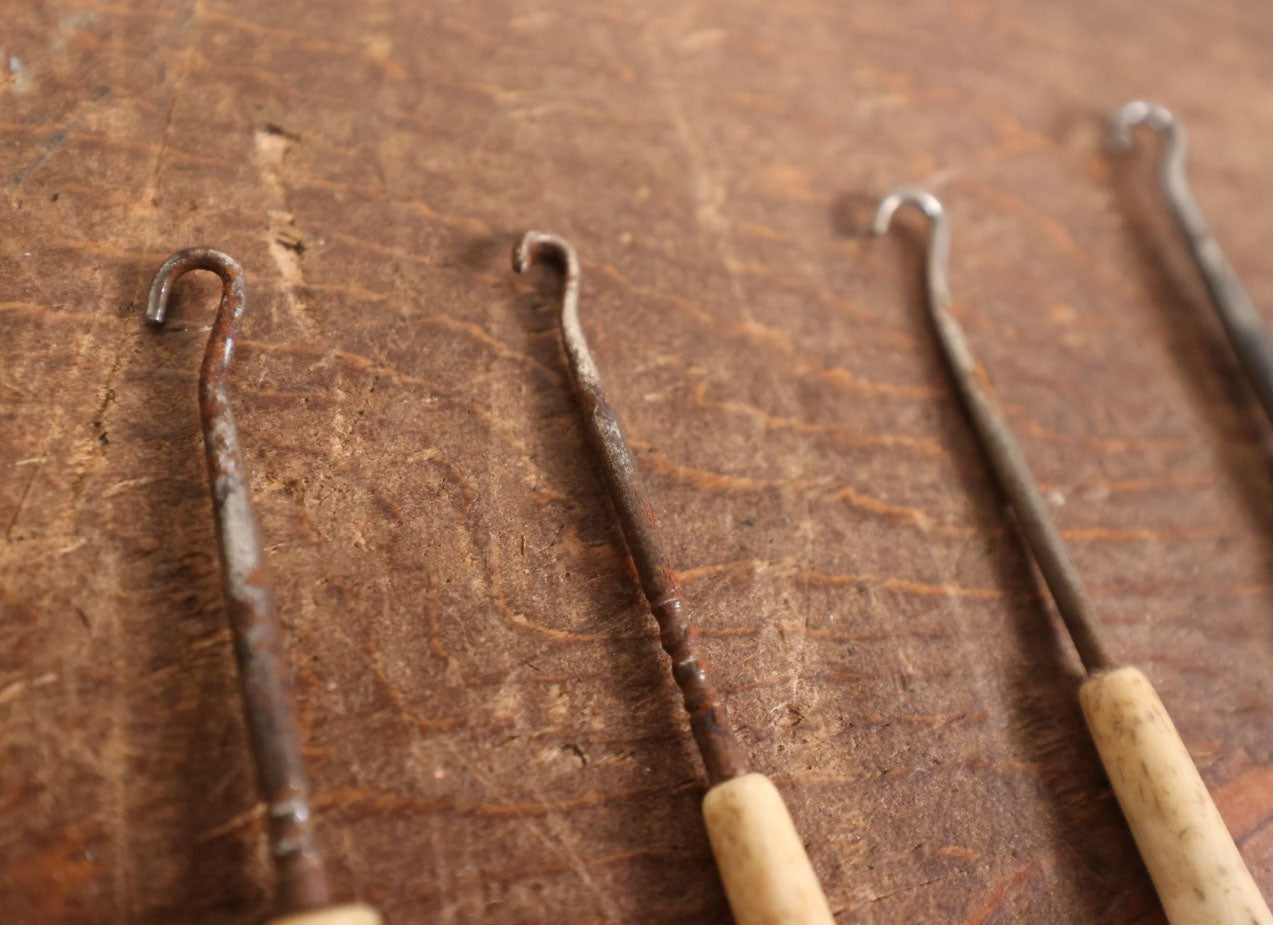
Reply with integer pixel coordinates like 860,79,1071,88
270,903,382,925
1080,666,1272,925
702,773,834,925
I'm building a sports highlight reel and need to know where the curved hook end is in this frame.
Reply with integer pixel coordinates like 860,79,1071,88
145,266,174,326
512,230,578,278
146,247,244,327
1112,99,1178,150
871,187,946,237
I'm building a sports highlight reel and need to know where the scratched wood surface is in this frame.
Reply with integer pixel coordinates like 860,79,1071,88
4,1,1273,922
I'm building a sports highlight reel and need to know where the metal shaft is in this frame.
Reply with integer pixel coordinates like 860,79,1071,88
514,231,746,785
874,191,1114,675
148,248,329,912
1115,100,1273,428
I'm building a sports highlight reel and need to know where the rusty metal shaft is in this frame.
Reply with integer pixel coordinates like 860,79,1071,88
873,192,1114,676
1114,100,1273,429
514,231,746,786
147,248,329,912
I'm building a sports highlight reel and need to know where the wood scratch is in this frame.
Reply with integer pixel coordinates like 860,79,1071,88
5,467,39,541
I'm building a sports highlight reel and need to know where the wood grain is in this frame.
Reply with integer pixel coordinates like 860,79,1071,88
2,1,1273,922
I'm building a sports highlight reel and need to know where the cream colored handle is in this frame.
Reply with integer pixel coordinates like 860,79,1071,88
269,903,382,925
1080,666,1272,925
702,773,834,925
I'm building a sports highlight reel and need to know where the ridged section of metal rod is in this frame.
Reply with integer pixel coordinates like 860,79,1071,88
513,231,746,785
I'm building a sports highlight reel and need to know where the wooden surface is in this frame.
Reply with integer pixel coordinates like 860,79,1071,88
4,1,1273,922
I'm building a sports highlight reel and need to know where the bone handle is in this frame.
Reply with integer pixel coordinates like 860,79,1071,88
1080,666,1272,924
702,773,835,925
269,903,381,925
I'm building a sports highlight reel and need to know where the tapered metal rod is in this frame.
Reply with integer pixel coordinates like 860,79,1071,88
147,248,329,914
512,232,833,925
873,191,1271,925
512,231,745,785
1114,100,1273,427
872,190,1112,674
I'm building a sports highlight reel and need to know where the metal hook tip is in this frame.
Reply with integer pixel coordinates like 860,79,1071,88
872,187,945,236
1112,99,1177,149
145,247,243,327
145,282,170,325
512,230,577,276
511,234,535,274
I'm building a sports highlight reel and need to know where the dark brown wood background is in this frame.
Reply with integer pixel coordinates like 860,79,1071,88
4,1,1273,922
